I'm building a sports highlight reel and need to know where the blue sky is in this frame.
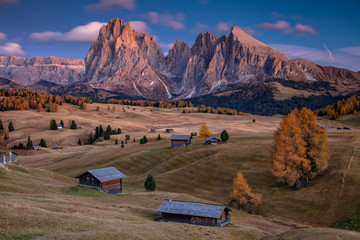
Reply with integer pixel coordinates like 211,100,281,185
0,0,359,71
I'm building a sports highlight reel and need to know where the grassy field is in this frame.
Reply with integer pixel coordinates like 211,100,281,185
1,103,360,239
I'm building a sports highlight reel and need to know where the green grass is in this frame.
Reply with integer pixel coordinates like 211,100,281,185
333,210,360,232
0,233,44,240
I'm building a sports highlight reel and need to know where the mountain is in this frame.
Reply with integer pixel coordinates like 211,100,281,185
83,18,360,103
83,18,173,99
0,56,84,85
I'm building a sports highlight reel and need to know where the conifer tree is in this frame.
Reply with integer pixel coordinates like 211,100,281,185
60,120,64,128
70,120,77,129
39,138,47,147
26,136,33,150
115,139,118,145
78,139,82,145
50,120,58,130
199,123,212,138
221,130,229,142
157,134,161,140
8,122,14,132
104,131,110,140
117,128,121,134
229,172,261,213
99,125,104,136
106,125,112,136
0,119,4,131
121,141,124,148
144,174,156,191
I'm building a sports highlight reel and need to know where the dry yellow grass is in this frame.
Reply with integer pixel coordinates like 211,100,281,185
1,104,360,239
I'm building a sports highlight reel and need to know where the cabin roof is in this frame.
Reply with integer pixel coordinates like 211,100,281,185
170,135,191,141
205,135,222,142
317,123,329,130
76,167,126,183
157,199,231,219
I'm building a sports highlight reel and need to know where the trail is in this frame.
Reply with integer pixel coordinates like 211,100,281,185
331,141,359,223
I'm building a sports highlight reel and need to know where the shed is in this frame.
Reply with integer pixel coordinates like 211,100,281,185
166,129,174,133
317,123,329,130
32,146,41,150
205,136,223,145
157,199,231,227
56,124,63,129
170,135,191,148
0,150,19,165
52,146,62,150
151,128,156,132
76,167,126,194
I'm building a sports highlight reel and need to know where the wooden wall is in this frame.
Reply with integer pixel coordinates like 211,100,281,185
101,179,122,194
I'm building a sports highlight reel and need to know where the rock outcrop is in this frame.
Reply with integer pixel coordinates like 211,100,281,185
0,56,84,85
83,18,172,99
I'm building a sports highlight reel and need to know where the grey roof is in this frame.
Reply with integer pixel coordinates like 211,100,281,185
317,123,329,130
205,135,222,142
157,199,231,219
76,167,126,183
170,135,191,141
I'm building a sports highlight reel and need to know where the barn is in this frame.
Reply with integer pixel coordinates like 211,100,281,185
166,129,174,133
76,167,126,194
170,135,191,148
205,135,223,145
157,199,231,227
0,150,18,165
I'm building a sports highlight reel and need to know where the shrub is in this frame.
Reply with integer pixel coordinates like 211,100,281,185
144,174,156,191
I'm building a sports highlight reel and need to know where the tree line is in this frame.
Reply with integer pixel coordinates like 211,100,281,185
316,95,360,120
0,90,92,112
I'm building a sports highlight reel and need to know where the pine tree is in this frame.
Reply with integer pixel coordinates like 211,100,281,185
39,138,47,147
99,125,104,136
0,119,4,130
140,138,144,144
78,139,82,145
125,135,130,141
133,138,135,143
115,139,118,145
121,141,124,148
199,123,212,138
70,120,77,129
144,174,156,191
60,120,64,128
220,130,229,142
117,128,121,134
104,131,110,140
106,125,112,136
157,134,161,140
26,136,33,150
8,122,14,132
229,172,261,213
50,120,58,130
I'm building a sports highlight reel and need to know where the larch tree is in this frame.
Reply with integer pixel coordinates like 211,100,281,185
272,108,328,189
199,123,212,138
229,172,261,213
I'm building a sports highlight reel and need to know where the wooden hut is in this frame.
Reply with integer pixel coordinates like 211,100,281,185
170,135,191,148
151,128,156,132
157,199,231,227
166,129,174,133
0,150,18,165
76,167,126,194
205,135,223,145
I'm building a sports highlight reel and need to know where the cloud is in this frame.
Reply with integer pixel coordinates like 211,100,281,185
86,0,135,11
0,42,25,56
30,21,106,43
129,21,150,34
256,20,292,34
0,0,17,5
270,12,284,18
145,12,185,30
294,24,317,35
191,23,209,34
216,21,231,33
323,44,335,61
0,32,6,41
268,43,360,71
337,46,360,56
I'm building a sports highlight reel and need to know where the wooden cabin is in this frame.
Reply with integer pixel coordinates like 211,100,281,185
0,150,18,165
205,135,223,145
151,128,156,132
157,199,231,227
166,129,174,133
76,167,126,194
170,135,191,148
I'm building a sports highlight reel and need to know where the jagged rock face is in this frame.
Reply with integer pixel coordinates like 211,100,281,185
0,56,84,85
83,19,360,100
165,40,191,89
83,18,172,99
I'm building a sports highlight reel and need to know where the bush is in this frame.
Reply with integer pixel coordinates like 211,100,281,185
221,130,229,142
144,174,156,191
8,121,14,132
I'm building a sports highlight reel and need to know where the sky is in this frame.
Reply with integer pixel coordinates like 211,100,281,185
0,0,359,71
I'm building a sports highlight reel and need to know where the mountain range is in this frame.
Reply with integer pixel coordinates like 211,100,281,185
0,18,360,114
